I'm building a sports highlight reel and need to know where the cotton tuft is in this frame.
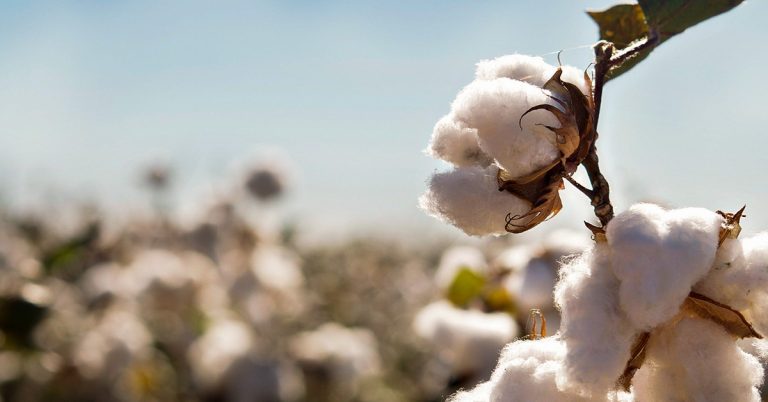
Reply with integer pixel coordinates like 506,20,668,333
606,203,722,330
419,166,531,236
428,115,493,168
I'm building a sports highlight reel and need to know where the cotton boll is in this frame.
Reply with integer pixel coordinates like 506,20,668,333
428,115,493,167
187,316,256,390
606,204,722,330
451,79,561,179
290,323,381,395
516,258,557,311
420,166,532,236
554,245,637,397
632,318,763,402
414,301,517,380
435,246,488,290
251,245,304,292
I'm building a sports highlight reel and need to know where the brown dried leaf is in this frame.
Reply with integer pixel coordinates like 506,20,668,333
683,292,762,339
504,177,564,234
617,332,650,391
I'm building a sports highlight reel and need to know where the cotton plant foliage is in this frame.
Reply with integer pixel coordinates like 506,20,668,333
450,204,766,401
421,55,595,236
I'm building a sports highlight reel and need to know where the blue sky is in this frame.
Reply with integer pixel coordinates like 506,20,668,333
0,0,766,240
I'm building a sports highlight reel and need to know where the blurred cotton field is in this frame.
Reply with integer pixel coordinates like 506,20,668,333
0,153,594,402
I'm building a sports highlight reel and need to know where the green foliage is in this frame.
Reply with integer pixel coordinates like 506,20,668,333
589,0,744,79
446,267,486,307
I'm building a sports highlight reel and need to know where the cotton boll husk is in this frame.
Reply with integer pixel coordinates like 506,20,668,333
414,301,517,380
606,204,722,330
434,246,488,289
420,166,531,236
428,115,493,167
632,317,763,402
474,54,590,97
451,79,561,179
554,245,637,397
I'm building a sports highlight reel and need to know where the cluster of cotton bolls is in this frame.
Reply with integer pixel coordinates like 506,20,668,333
413,229,591,399
450,203,768,402
0,154,425,402
420,54,590,236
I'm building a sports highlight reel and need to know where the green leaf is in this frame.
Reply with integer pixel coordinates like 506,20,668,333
639,0,744,37
446,267,486,307
588,4,648,48
588,0,744,79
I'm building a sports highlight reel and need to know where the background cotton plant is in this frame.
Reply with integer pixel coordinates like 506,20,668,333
420,1,765,401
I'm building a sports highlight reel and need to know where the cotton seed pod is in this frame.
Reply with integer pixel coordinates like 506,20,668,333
423,54,596,236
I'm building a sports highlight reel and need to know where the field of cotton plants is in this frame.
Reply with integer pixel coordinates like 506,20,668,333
2,0,767,401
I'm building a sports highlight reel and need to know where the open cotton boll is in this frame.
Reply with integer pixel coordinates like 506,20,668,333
428,115,493,167
632,318,763,402
414,301,517,379
187,316,256,389
251,245,304,292
451,79,562,179
435,246,487,289
554,245,637,397
606,203,722,330
475,54,590,96
420,166,531,236
289,323,381,391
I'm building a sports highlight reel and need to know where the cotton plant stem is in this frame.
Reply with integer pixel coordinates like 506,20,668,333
583,33,660,227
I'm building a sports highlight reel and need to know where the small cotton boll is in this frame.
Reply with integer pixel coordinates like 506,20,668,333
516,258,557,311
428,115,493,167
289,323,381,389
606,204,722,330
414,301,517,380
420,166,531,236
554,245,637,397
435,246,487,289
452,79,561,179
632,318,763,402
187,316,255,389
251,245,304,292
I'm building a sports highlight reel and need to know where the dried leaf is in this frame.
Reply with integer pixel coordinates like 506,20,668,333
683,292,762,339
617,332,650,391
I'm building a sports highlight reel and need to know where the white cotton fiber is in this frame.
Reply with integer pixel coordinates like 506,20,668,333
695,233,768,335
419,166,531,236
475,54,590,96
450,337,598,402
632,318,763,402
606,204,722,330
428,115,493,168
451,78,561,179
414,301,517,379
435,246,488,290
554,245,637,397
